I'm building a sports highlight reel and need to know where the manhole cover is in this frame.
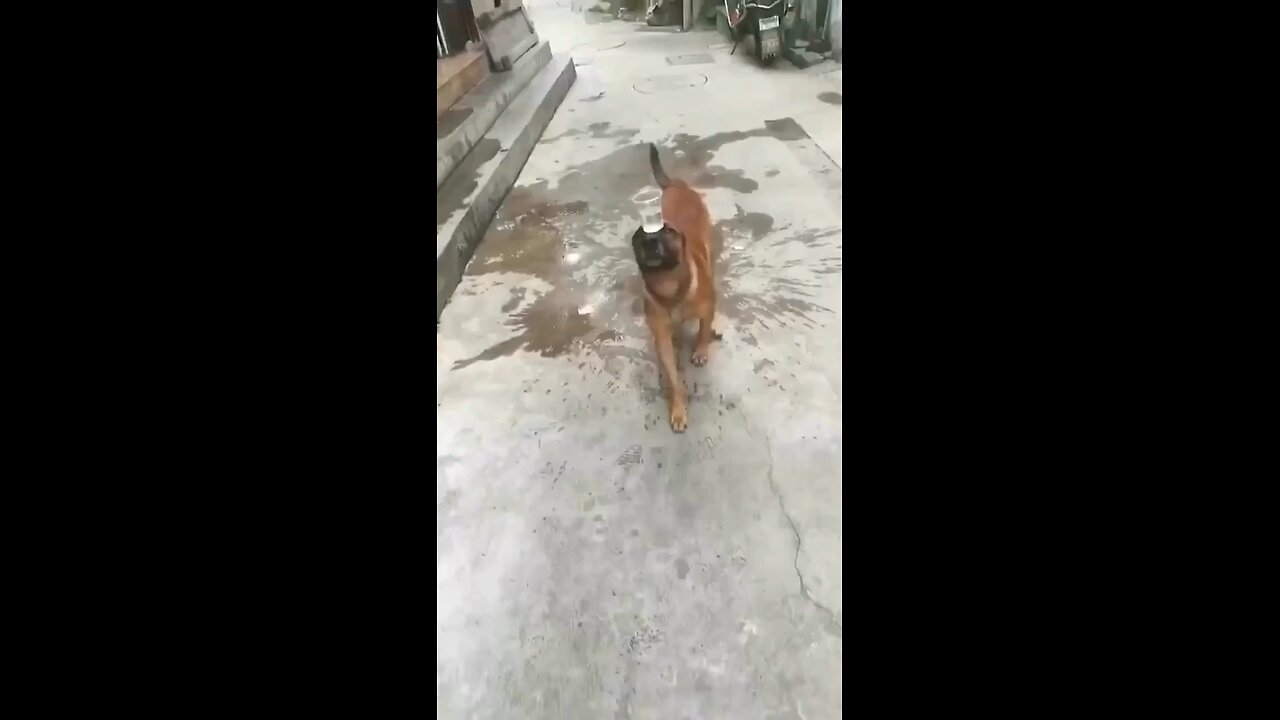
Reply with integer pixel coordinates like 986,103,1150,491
665,53,714,66
572,40,626,52
632,74,709,94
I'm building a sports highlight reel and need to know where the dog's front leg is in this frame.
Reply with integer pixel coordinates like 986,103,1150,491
648,315,688,432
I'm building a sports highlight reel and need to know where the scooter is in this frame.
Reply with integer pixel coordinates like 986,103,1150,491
722,0,789,66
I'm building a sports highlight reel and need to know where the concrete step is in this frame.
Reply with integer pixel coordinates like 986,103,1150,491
437,41,552,191
435,51,576,321
436,49,490,119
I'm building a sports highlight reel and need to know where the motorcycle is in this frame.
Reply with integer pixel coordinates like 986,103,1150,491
721,0,791,66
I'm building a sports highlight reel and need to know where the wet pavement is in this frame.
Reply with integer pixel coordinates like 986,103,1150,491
437,6,843,719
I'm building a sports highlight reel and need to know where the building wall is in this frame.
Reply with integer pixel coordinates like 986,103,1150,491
472,0,525,22
829,0,841,60
797,0,819,39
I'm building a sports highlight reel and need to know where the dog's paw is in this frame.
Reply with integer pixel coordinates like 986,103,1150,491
669,403,688,432
691,347,710,366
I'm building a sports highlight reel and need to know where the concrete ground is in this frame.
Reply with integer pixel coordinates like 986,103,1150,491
437,5,843,718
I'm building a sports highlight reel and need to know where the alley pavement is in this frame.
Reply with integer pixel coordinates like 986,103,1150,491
438,6,843,718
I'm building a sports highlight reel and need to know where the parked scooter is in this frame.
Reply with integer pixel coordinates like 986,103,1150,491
722,0,790,66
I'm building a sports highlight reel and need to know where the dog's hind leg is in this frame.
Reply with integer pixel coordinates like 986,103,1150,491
691,299,716,367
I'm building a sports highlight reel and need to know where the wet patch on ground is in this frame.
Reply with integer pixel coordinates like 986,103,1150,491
540,121,641,145
657,118,807,191
713,206,835,331
449,119,840,370
451,185,646,371
501,286,529,313
818,92,842,105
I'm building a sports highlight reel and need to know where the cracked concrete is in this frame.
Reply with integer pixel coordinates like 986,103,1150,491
759,428,843,638
438,4,841,718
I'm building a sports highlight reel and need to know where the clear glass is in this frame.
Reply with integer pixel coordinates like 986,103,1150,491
632,187,664,233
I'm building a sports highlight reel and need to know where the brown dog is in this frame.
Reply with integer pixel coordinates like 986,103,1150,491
631,144,718,432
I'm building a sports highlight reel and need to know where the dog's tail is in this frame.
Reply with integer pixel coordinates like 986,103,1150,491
649,143,671,189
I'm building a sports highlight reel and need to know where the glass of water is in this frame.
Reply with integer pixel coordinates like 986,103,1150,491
632,187,664,232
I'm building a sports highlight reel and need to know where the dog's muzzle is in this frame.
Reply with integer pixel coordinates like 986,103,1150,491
632,225,676,271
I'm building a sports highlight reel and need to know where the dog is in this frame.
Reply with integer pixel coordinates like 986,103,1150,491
631,143,718,432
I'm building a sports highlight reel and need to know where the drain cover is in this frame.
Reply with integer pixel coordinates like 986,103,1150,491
632,74,709,94
665,53,714,66
572,40,626,52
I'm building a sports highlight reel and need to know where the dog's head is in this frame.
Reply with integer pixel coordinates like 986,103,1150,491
631,224,683,273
